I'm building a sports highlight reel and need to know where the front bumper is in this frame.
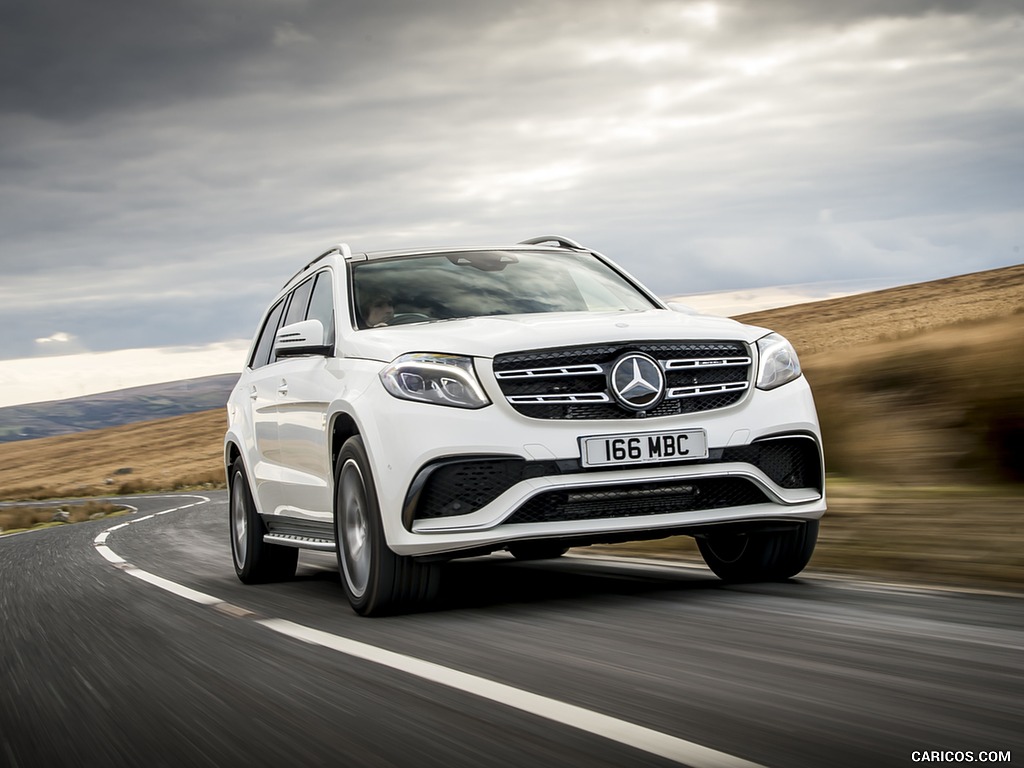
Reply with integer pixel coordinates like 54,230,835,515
356,368,825,558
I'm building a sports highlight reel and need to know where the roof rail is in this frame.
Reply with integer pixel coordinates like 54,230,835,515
283,243,352,288
327,242,353,260
518,235,585,249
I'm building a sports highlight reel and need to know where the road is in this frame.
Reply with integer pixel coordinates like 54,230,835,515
1,492,1021,768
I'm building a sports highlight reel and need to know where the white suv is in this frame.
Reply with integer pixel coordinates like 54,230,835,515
225,236,825,615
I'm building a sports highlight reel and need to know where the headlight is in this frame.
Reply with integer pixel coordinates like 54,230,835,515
755,333,802,390
380,353,491,409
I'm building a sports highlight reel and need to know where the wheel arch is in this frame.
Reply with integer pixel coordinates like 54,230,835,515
225,440,242,479
330,410,361,473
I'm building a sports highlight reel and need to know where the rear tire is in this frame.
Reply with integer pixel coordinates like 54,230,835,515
696,520,818,583
508,542,569,561
334,436,440,616
229,458,298,584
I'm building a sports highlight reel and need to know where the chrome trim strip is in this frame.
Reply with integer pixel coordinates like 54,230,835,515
495,364,604,379
507,392,611,404
662,356,751,369
666,381,749,399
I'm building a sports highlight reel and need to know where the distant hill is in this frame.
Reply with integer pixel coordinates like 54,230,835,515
0,373,238,443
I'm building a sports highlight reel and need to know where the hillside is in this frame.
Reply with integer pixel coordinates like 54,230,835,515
0,408,227,500
732,263,1024,355
736,264,1024,484
0,373,238,443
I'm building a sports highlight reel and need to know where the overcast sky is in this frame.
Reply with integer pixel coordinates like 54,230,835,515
2,0,1021,366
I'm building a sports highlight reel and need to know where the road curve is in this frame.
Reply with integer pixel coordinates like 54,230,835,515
1,493,1021,768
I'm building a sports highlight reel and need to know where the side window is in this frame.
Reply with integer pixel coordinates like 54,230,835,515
282,277,314,327
249,299,285,369
306,271,336,350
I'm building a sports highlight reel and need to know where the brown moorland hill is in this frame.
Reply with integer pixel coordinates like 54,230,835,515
0,408,226,500
733,262,1024,356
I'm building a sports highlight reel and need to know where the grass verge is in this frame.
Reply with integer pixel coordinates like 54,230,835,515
0,469,226,502
0,501,130,536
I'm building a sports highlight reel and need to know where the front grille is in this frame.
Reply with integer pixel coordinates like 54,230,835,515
493,341,751,420
505,477,768,525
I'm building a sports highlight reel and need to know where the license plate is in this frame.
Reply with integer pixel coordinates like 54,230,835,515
580,429,708,467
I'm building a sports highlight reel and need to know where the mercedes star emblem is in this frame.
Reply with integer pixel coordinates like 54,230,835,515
609,353,665,411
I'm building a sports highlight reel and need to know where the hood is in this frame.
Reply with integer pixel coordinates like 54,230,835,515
343,310,771,362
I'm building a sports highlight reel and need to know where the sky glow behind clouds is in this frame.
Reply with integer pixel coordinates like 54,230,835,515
1,0,1021,364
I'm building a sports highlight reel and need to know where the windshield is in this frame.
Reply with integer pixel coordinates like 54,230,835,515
350,250,658,329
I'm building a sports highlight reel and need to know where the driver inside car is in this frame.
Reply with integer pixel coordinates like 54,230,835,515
360,290,394,327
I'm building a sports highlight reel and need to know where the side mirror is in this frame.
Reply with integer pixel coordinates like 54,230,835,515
274,319,332,358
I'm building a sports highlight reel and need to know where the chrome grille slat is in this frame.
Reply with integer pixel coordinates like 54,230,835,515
507,393,611,404
663,356,751,370
667,382,750,399
494,364,604,380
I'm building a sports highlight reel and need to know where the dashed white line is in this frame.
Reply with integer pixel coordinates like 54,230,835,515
123,567,222,605
95,545,125,564
261,618,765,768
93,493,767,768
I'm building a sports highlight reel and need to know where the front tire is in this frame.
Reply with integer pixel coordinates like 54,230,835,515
229,458,298,583
696,521,818,583
334,436,440,616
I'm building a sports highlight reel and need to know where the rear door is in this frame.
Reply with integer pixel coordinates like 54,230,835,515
239,297,286,515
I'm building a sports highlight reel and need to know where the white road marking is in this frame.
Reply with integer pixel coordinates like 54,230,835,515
95,545,125,564
261,618,766,768
124,567,222,605
90,492,767,768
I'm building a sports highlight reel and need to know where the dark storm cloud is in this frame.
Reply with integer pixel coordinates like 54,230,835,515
4,0,1019,119
725,0,1019,29
0,0,519,121
1,0,1022,360
2,0,270,120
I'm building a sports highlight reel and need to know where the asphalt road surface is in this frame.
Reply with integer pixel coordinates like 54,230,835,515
1,493,1021,768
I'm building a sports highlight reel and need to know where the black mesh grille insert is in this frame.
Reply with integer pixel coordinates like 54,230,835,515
413,459,560,520
505,477,768,525
416,459,526,519
722,438,822,491
493,341,751,420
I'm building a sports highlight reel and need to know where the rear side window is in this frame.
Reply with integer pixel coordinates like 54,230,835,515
249,299,285,369
282,277,314,327
306,271,336,350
